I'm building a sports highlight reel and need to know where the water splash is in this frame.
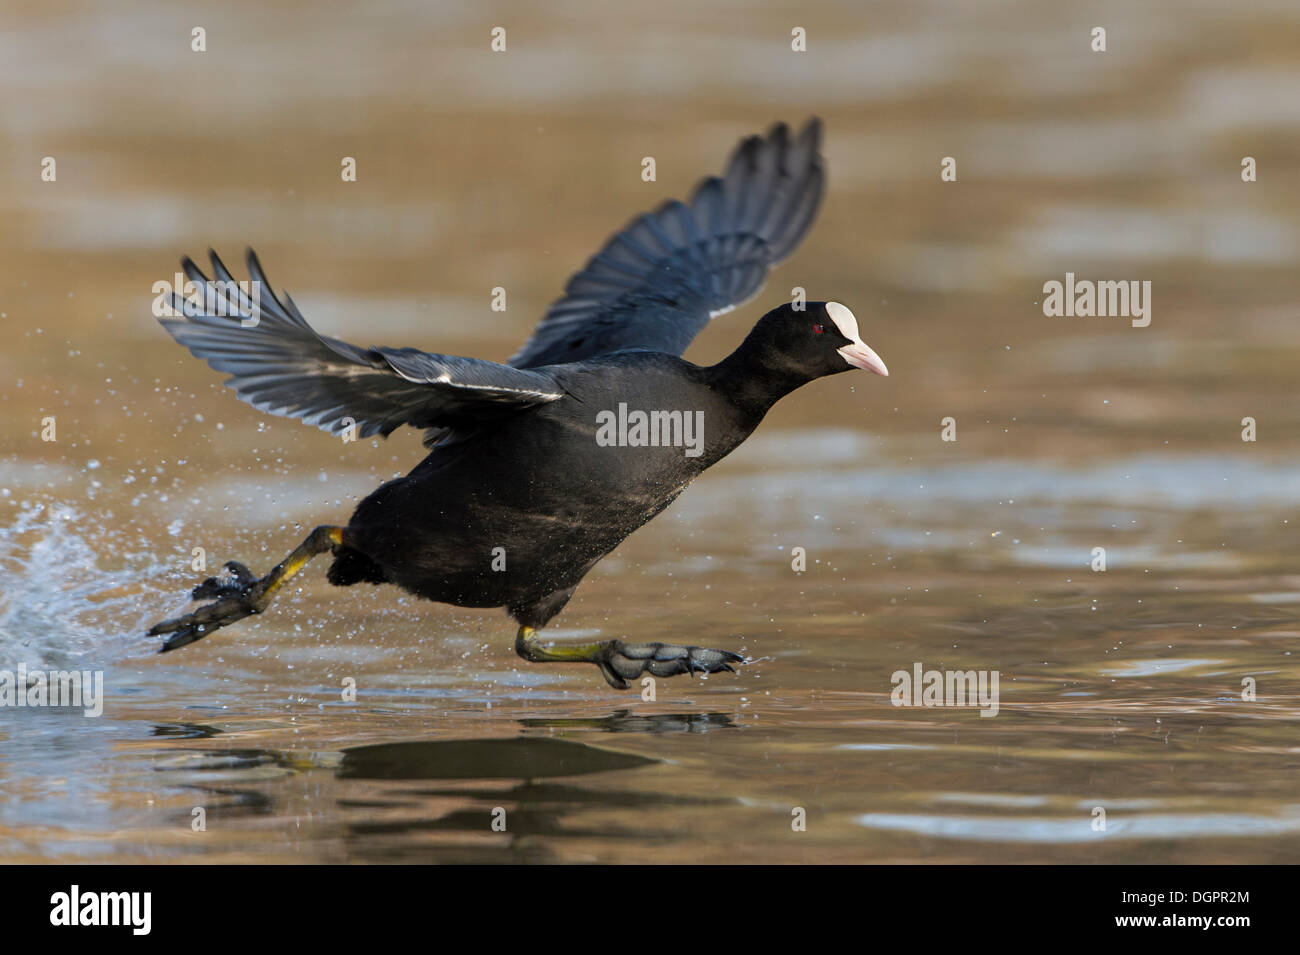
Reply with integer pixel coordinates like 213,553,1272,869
0,501,173,669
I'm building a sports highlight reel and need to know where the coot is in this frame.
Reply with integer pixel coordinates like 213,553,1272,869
148,118,889,688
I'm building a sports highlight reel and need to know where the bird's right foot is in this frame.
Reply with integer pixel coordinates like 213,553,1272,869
596,640,744,689
514,627,745,689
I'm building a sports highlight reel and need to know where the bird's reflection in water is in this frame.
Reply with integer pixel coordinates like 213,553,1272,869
150,716,737,861
150,721,225,740
338,734,736,862
518,709,735,735
337,736,655,780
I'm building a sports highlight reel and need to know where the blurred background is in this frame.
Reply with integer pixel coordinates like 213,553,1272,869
1,0,1299,863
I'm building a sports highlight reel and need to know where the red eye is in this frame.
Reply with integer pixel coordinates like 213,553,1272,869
812,323,825,334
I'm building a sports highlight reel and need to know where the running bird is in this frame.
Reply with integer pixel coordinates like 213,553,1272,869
147,118,889,688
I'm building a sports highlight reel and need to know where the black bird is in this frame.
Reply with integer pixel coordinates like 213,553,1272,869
147,118,889,688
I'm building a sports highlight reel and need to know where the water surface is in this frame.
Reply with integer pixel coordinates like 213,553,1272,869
2,0,1299,863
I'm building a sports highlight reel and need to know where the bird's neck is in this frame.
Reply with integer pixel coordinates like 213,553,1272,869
706,336,814,420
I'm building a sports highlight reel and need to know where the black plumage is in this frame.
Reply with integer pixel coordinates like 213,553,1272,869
148,118,890,689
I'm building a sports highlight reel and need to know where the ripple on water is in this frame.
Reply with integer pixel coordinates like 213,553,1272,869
857,809,1300,843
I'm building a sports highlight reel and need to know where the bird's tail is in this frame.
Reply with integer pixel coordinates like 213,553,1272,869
326,547,388,587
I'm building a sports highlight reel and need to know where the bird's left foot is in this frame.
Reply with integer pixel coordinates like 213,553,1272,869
189,561,259,599
148,525,345,654
148,562,269,652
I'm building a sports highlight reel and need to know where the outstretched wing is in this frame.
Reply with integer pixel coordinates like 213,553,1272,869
159,250,564,443
508,117,825,370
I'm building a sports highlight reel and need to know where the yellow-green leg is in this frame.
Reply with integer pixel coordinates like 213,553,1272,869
514,625,744,690
149,525,344,652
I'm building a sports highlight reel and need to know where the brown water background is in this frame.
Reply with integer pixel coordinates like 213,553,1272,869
2,0,1299,862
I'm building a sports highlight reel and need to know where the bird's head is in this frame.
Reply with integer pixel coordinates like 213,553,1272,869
751,301,889,381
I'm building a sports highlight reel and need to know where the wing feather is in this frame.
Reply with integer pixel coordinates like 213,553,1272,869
159,250,563,444
509,118,825,369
